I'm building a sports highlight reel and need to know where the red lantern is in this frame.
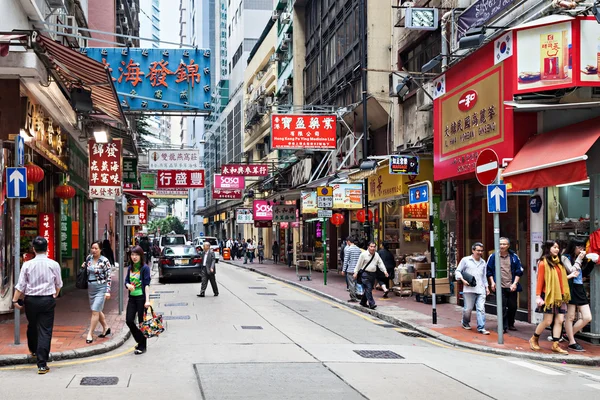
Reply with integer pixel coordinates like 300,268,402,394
330,213,345,226
356,209,373,223
25,162,44,201
55,183,76,204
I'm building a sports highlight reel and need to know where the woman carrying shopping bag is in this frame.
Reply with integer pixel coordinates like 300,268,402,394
124,246,151,355
81,241,112,344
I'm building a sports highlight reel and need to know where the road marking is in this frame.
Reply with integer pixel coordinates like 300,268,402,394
578,371,600,379
586,384,600,390
503,359,564,375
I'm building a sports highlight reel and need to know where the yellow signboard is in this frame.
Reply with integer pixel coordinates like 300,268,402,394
367,159,433,202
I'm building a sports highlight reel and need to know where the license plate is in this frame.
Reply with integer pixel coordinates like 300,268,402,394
175,259,190,265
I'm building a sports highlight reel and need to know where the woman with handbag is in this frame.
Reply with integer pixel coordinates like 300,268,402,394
125,245,151,355
81,241,112,344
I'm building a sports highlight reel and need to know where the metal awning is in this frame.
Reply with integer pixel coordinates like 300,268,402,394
342,96,390,132
505,100,600,112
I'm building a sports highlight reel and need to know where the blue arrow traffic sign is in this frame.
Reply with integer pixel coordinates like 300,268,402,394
6,167,27,199
487,184,507,213
16,136,25,167
409,183,429,205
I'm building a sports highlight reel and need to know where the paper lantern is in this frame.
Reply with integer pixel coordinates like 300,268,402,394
25,162,44,201
55,183,76,204
330,213,345,226
356,209,373,223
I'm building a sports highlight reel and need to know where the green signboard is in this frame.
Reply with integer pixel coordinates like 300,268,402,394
123,157,138,184
60,200,72,258
140,172,156,190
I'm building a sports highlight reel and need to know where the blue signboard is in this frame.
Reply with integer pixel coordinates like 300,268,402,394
6,167,27,198
487,184,508,213
16,136,25,166
409,183,429,205
83,48,211,112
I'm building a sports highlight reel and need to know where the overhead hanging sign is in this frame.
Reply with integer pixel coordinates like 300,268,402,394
456,0,513,39
236,209,254,224
157,170,205,189
273,205,296,222
123,157,138,183
221,164,269,176
83,48,211,113
253,200,273,221
212,188,243,199
389,155,420,175
88,139,123,199
214,174,245,190
148,149,201,170
271,114,337,149
140,172,157,190
131,198,148,225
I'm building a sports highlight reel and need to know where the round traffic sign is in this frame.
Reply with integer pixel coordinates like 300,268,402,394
475,149,499,186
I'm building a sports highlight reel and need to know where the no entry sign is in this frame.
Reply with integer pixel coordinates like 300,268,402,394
475,149,499,186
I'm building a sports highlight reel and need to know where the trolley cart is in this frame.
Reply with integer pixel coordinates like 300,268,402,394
296,260,312,281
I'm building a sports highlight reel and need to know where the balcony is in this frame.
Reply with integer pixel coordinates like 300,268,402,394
245,103,266,129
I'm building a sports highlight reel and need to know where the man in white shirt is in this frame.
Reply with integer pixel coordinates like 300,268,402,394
456,242,490,334
353,242,389,310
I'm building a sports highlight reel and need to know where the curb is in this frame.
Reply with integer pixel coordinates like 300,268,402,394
0,327,131,367
228,261,600,367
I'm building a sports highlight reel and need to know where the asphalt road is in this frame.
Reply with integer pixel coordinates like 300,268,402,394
1,261,599,399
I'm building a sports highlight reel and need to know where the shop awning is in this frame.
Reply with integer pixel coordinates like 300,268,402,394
502,118,600,191
33,34,127,125
342,96,390,132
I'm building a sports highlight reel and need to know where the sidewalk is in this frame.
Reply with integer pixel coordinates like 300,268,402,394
0,268,130,366
226,257,600,366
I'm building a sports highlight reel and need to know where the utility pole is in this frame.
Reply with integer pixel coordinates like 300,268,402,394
359,0,370,243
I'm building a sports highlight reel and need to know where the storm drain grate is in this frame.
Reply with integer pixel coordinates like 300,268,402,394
163,302,188,307
399,331,427,338
353,350,404,359
241,326,263,330
248,287,267,289
163,315,191,320
80,376,119,386
155,291,175,293
256,293,277,296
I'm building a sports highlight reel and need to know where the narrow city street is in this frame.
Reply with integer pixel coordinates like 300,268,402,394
1,262,599,400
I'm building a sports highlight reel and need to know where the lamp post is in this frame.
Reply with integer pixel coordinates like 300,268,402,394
359,0,370,243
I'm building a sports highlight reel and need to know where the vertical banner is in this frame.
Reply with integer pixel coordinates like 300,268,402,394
39,213,55,261
60,200,72,258
131,198,148,225
88,139,123,199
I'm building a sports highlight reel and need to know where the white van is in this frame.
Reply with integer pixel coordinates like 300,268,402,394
193,236,220,262
159,234,187,253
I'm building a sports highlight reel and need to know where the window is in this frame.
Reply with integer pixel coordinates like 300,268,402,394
399,31,442,75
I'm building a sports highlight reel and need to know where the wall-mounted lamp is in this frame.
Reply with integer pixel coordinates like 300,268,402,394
93,130,109,143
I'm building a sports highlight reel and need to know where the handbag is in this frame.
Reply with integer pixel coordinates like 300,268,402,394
140,306,165,338
76,264,89,290
460,270,477,287
356,253,376,282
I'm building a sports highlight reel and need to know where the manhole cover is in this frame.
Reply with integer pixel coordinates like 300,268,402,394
248,287,267,289
163,315,191,320
241,326,263,330
257,293,277,296
399,331,427,338
80,376,119,386
353,350,404,359
163,302,188,307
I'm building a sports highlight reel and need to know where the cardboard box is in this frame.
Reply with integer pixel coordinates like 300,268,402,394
412,278,451,295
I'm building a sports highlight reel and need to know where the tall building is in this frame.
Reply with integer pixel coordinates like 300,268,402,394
139,0,160,48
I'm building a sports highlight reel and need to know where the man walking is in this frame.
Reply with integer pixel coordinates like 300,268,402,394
12,236,63,374
354,242,388,309
456,242,490,335
377,241,396,298
487,237,523,333
197,241,219,297
342,237,362,303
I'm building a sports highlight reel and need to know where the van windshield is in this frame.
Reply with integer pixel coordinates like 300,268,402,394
204,238,218,246
161,236,185,246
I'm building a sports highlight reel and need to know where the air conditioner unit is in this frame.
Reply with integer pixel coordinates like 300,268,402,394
271,10,280,21
283,79,292,89
247,84,254,94
47,0,67,8
283,33,292,43
281,41,289,51
281,12,292,24
417,81,434,111
281,86,288,94
389,73,403,97
270,54,279,63
257,71,264,80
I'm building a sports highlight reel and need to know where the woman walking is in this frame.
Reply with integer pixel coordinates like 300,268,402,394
272,241,280,264
257,239,265,264
562,239,594,352
82,241,112,344
125,246,151,355
529,240,571,354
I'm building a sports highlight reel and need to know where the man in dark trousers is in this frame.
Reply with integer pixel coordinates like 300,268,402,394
197,241,219,297
12,236,63,374
377,242,397,298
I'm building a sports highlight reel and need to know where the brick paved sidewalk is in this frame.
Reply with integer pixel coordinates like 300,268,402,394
225,257,600,361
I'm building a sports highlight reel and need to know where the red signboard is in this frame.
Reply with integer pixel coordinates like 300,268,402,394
157,170,205,189
475,149,499,185
88,139,123,199
271,114,337,149
254,221,273,228
214,174,245,189
253,200,273,221
402,203,429,220
39,213,55,260
212,188,243,199
221,164,268,176
131,198,148,225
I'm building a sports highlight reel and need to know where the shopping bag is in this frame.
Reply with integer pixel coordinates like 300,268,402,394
356,283,364,296
140,306,165,338
76,266,89,290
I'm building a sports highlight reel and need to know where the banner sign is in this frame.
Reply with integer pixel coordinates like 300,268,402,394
271,114,337,149
60,201,72,258
148,149,201,170
214,174,245,189
39,213,55,261
389,155,420,175
456,0,513,38
131,198,148,225
301,184,363,213
273,205,296,222
212,188,243,199
123,157,138,183
140,172,156,190
157,169,205,189
236,209,254,224
83,48,211,112
253,200,273,221
88,139,123,199
221,164,268,176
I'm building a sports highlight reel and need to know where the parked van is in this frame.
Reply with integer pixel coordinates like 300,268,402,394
193,236,220,262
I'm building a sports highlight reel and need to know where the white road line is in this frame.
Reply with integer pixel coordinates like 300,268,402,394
503,359,564,376
579,371,600,379
586,384,600,390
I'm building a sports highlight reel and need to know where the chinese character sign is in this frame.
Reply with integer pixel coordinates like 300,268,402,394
157,170,205,189
271,114,337,150
123,157,138,183
88,139,123,199
236,209,254,224
214,174,245,190
83,48,211,112
212,188,243,199
221,164,268,176
389,155,420,175
39,213,55,260
253,200,273,221
131,199,148,225
60,201,72,258
140,173,156,190
273,205,296,222
148,149,201,170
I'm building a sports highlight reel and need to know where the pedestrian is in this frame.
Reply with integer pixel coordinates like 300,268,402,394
197,241,219,297
81,240,112,344
529,240,571,354
340,240,346,272
125,245,151,355
562,239,594,352
247,239,256,263
287,241,294,268
456,242,490,335
377,241,396,298
257,239,265,264
343,237,362,303
486,237,524,333
272,241,280,264
232,239,238,260
242,238,248,264
12,236,63,374
354,242,388,309
101,239,115,266
140,236,151,264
